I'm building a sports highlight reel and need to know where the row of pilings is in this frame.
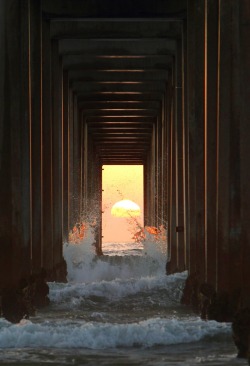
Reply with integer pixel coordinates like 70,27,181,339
165,1,250,359
0,0,250,359
0,0,102,321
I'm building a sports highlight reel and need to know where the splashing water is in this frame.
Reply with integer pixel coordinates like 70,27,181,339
0,225,242,365
63,226,167,283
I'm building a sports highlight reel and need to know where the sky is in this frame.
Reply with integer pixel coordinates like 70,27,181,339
102,165,144,243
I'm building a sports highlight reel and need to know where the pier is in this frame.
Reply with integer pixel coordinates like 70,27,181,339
0,0,250,358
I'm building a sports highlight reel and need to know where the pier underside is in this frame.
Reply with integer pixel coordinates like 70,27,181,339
0,0,250,358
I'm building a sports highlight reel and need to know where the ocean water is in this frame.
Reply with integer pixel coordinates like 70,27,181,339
0,230,247,365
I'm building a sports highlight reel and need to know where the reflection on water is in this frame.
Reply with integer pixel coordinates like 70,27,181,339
0,232,247,365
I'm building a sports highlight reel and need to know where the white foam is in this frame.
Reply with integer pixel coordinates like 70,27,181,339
0,317,231,349
63,228,168,283
63,227,96,283
0,231,232,353
48,272,187,306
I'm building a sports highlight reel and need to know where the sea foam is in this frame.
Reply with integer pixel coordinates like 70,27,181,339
0,317,231,349
63,227,168,283
48,271,187,306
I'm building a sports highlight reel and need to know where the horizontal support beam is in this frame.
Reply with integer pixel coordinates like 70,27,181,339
72,81,167,93
90,132,152,137
68,69,169,82
51,19,182,39
88,127,153,132
79,101,161,109
89,122,153,129
42,0,187,18
101,161,145,165
93,135,151,140
85,116,156,122
97,146,146,150
99,152,146,156
94,139,150,144
101,157,145,160
100,156,145,159
59,39,176,56
77,92,164,102
81,110,158,117
99,148,146,152
99,149,147,153
63,55,173,70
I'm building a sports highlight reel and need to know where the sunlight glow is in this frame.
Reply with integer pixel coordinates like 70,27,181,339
102,165,143,243
111,199,141,218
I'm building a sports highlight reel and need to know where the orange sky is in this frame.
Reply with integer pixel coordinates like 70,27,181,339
102,165,144,243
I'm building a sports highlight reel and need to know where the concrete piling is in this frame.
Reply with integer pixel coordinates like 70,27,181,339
0,0,250,357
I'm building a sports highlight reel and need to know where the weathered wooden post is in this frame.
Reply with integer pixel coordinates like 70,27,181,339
51,40,66,281
42,15,54,276
30,0,43,274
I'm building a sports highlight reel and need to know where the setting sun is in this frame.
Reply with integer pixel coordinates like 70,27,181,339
102,165,143,243
111,199,141,218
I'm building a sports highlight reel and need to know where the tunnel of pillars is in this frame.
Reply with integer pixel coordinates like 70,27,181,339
1,0,250,356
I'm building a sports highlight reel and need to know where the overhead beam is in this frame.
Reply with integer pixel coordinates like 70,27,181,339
90,132,152,137
79,101,161,109
88,123,153,128
93,140,149,145
101,161,145,165
76,92,164,102
63,55,173,70
59,39,176,56
99,156,146,161
92,136,151,141
68,69,169,82
42,0,187,19
85,116,156,122
72,81,167,93
101,156,145,159
81,110,158,117
51,19,182,39
88,127,153,132
99,147,146,151
100,153,146,157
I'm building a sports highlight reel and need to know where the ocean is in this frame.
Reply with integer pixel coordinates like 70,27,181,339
0,230,247,365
